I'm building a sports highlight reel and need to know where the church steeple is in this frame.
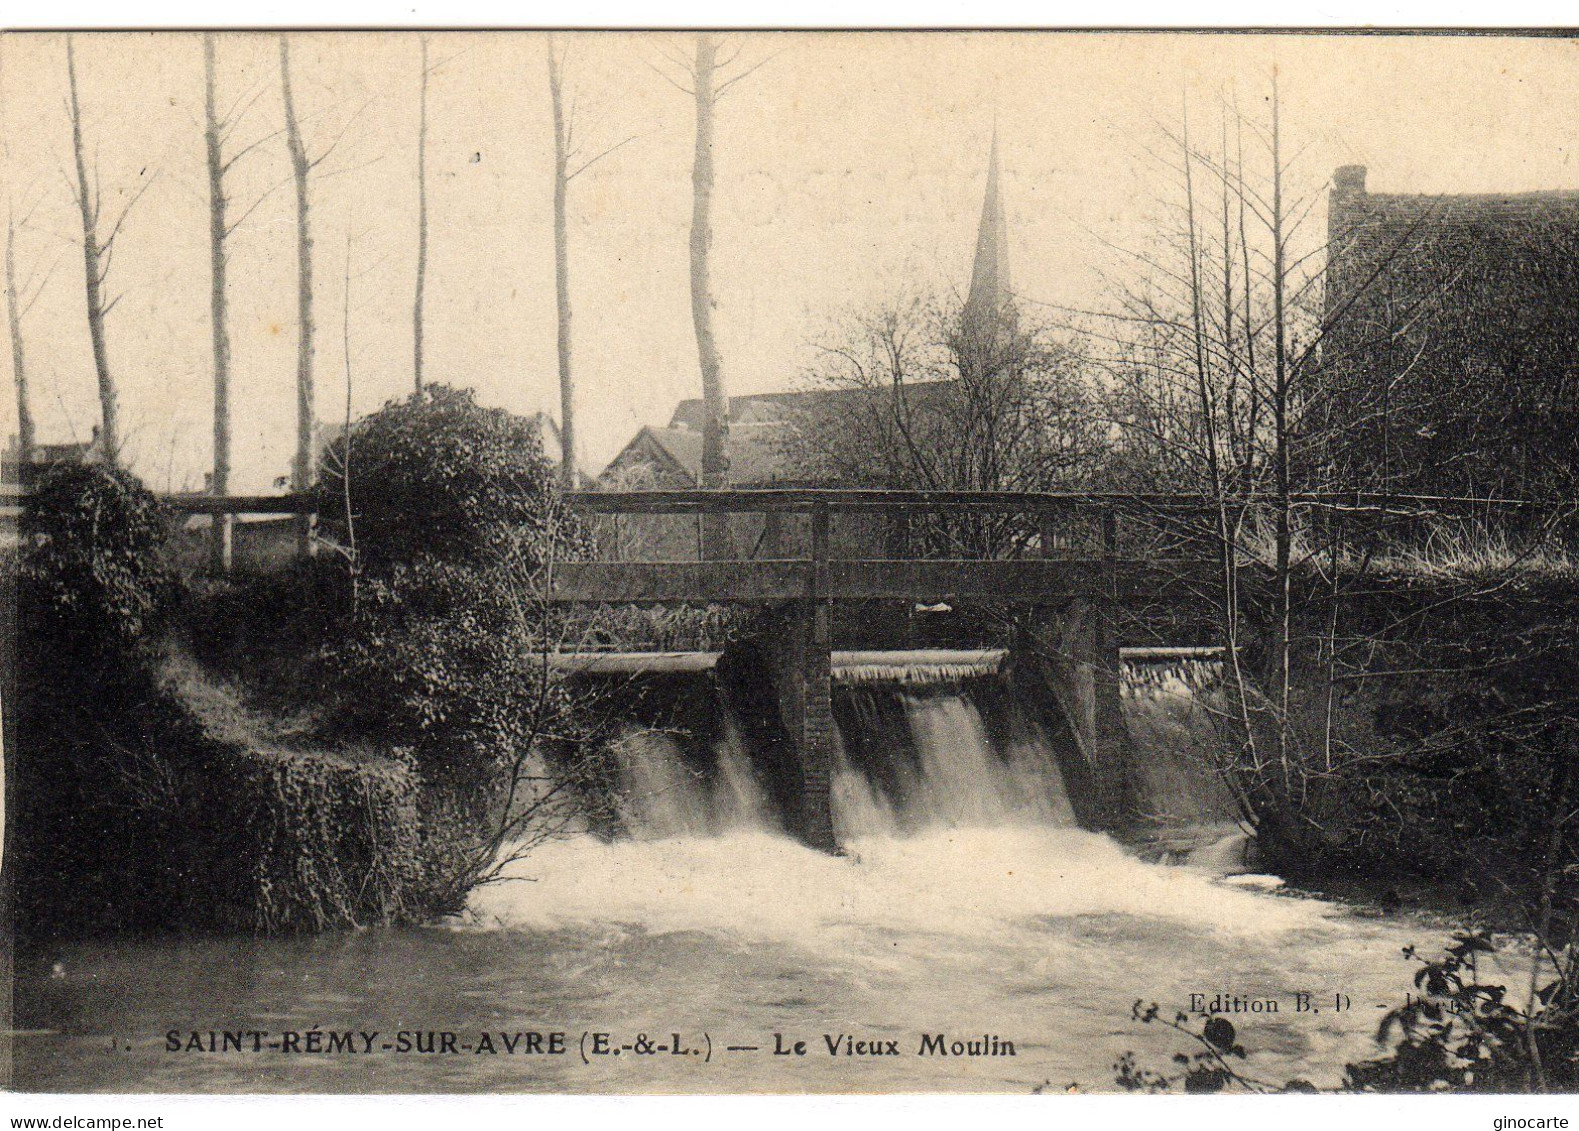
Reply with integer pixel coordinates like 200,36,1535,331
962,129,1011,342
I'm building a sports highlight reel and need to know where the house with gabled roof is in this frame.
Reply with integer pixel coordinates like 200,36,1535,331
1321,165,1579,499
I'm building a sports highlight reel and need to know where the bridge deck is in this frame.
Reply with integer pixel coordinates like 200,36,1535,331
548,557,1217,603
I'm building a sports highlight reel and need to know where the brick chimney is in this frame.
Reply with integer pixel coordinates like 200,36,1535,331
1324,165,1371,366
1333,164,1367,196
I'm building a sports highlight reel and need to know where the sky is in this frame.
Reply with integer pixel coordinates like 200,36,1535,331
3,30,1579,492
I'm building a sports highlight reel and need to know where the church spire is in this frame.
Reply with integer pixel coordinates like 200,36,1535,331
962,128,1011,343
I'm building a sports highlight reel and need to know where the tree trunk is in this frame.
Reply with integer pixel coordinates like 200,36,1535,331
412,34,428,393
66,36,118,466
4,207,31,468
0,44,28,468
689,34,731,558
548,36,577,491
204,33,233,572
1269,70,1293,788
279,35,315,557
689,34,729,490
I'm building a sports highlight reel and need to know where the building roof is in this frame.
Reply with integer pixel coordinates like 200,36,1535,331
666,380,959,433
604,424,801,487
610,380,965,487
1322,164,1579,495
1328,165,1579,278
963,129,1012,340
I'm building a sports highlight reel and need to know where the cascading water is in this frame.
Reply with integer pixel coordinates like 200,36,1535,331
20,653,1466,1093
613,697,779,840
830,681,1079,839
1119,656,1249,862
452,655,1454,1092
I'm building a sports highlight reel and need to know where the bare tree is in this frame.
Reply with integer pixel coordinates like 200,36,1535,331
547,34,638,492
65,35,152,468
4,184,30,467
688,35,726,496
786,291,1105,556
278,35,314,556
1072,80,1517,866
275,34,382,555
1,41,42,466
650,33,775,555
196,35,296,566
203,33,234,571
276,35,375,558
412,34,429,393
547,36,574,491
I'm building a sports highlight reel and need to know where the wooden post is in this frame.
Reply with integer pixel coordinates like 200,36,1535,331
798,501,838,852
882,510,908,558
1093,506,1131,821
1039,505,1061,559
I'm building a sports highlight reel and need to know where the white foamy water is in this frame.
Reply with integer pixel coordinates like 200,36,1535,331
12,677,1463,1094
470,825,1328,943
450,680,1449,1093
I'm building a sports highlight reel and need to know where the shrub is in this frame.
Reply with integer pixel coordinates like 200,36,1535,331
316,383,587,569
1119,931,1579,1093
19,462,174,659
1342,932,1579,1092
9,464,180,935
312,386,611,894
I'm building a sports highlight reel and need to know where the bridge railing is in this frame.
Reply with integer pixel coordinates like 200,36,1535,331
5,484,1568,583
564,488,1575,570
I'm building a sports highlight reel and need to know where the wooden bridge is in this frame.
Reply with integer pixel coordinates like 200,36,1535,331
551,488,1226,604
548,488,1234,850
546,487,1569,849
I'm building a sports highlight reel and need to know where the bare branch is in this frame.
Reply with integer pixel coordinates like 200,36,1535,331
566,132,641,181
713,49,782,99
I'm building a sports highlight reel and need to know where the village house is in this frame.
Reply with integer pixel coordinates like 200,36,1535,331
1321,165,1579,501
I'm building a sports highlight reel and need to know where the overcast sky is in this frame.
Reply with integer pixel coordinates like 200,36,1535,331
4,31,1578,491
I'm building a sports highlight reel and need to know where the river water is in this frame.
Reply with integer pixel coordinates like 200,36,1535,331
12,671,1462,1094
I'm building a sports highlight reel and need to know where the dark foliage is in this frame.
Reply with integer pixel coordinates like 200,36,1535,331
316,383,587,569
308,386,611,901
19,462,175,656
1116,1002,1313,1094
9,466,196,933
1223,596,1579,909
1321,194,1579,501
311,384,593,784
1120,931,1579,1093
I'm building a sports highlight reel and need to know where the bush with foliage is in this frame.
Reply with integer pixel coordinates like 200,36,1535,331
1197,588,1579,910
9,464,183,933
1119,930,1579,1093
1345,932,1579,1092
316,383,587,569
310,385,611,898
19,462,175,657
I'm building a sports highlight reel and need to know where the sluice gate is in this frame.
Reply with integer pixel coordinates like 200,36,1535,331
548,488,1224,851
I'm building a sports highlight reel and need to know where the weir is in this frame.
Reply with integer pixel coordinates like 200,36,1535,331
551,489,1227,851
565,649,1234,849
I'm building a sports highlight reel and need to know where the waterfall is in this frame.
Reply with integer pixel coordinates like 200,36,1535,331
613,728,715,840
613,709,781,840
601,650,1236,849
710,705,778,833
828,657,1081,838
1119,656,1243,848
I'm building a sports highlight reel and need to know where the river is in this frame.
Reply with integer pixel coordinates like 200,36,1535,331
11,671,1465,1094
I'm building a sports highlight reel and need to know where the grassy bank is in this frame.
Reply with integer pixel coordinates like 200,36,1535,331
6,389,613,938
